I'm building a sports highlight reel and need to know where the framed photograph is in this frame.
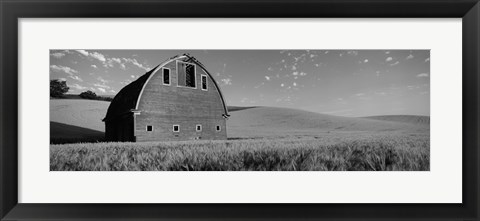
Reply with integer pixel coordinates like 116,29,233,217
1,0,479,220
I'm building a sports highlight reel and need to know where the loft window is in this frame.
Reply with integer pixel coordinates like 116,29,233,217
177,62,196,88
196,124,202,132
163,68,170,85
173,125,180,132
216,125,221,132
201,75,207,91
146,125,153,132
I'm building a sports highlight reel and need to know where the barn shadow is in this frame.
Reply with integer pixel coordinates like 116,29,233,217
50,121,105,144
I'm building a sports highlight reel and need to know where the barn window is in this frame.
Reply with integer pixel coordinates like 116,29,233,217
196,124,202,132
201,75,207,91
173,125,180,132
163,68,170,85
146,125,153,132
177,61,196,88
216,125,221,132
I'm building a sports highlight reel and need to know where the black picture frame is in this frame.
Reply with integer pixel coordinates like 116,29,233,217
1,0,479,220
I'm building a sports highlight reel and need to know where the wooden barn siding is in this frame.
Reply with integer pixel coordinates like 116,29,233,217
105,114,134,142
135,59,227,142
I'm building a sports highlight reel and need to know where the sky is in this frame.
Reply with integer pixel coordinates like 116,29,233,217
50,50,430,117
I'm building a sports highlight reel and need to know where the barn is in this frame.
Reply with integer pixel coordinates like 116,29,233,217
102,54,229,142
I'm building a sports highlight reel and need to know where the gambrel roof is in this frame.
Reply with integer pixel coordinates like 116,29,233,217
103,54,229,122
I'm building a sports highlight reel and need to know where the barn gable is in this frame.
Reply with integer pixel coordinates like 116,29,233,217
103,54,229,123
135,54,230,117
103,54,229,142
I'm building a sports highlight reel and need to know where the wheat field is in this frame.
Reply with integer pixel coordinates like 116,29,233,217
50,132,429,171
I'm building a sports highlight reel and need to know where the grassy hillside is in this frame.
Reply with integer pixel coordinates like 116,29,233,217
363,115,430,125
228,107,428,139
50,100,429,142
50,99,108,132
50,99,108,143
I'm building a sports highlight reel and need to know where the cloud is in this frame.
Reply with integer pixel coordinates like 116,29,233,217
390,61,400,66
280,83,284,87
50,65,78,75
106,57,127,70
110,57,121,64
364,59,369,63
75,50,89,56
58,78,67,81
406,54,414,60
355,93,365,97
386,57,393,62
293,82,297,87
131,75,136,79
220,78,232,86
50,65,83,82
300,72,307,76
69,75,83,82
385,51,390,54
76,50,109,64
122,58,150,71
417,73,429,78
93,76,111,88
91,65,97,68
68,83,87,90
50,52,65,59
346,51,358,56
90,52,106,62
97,88,106,93
215,64,232,87
76,50,141,71
94,83,110,89
265,76,271,81
120,80,132,85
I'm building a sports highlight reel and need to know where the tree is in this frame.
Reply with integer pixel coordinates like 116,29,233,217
79,90,97,99
50,79,69,98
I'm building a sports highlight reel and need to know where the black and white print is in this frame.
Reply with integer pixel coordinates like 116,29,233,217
50,50,430,171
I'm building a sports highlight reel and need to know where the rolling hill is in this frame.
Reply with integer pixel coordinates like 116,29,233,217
50,99,429,142
363,115,430,125
50,99,108,132
227,106,428,138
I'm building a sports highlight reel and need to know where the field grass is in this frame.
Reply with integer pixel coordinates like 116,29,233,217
50,132,429,171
